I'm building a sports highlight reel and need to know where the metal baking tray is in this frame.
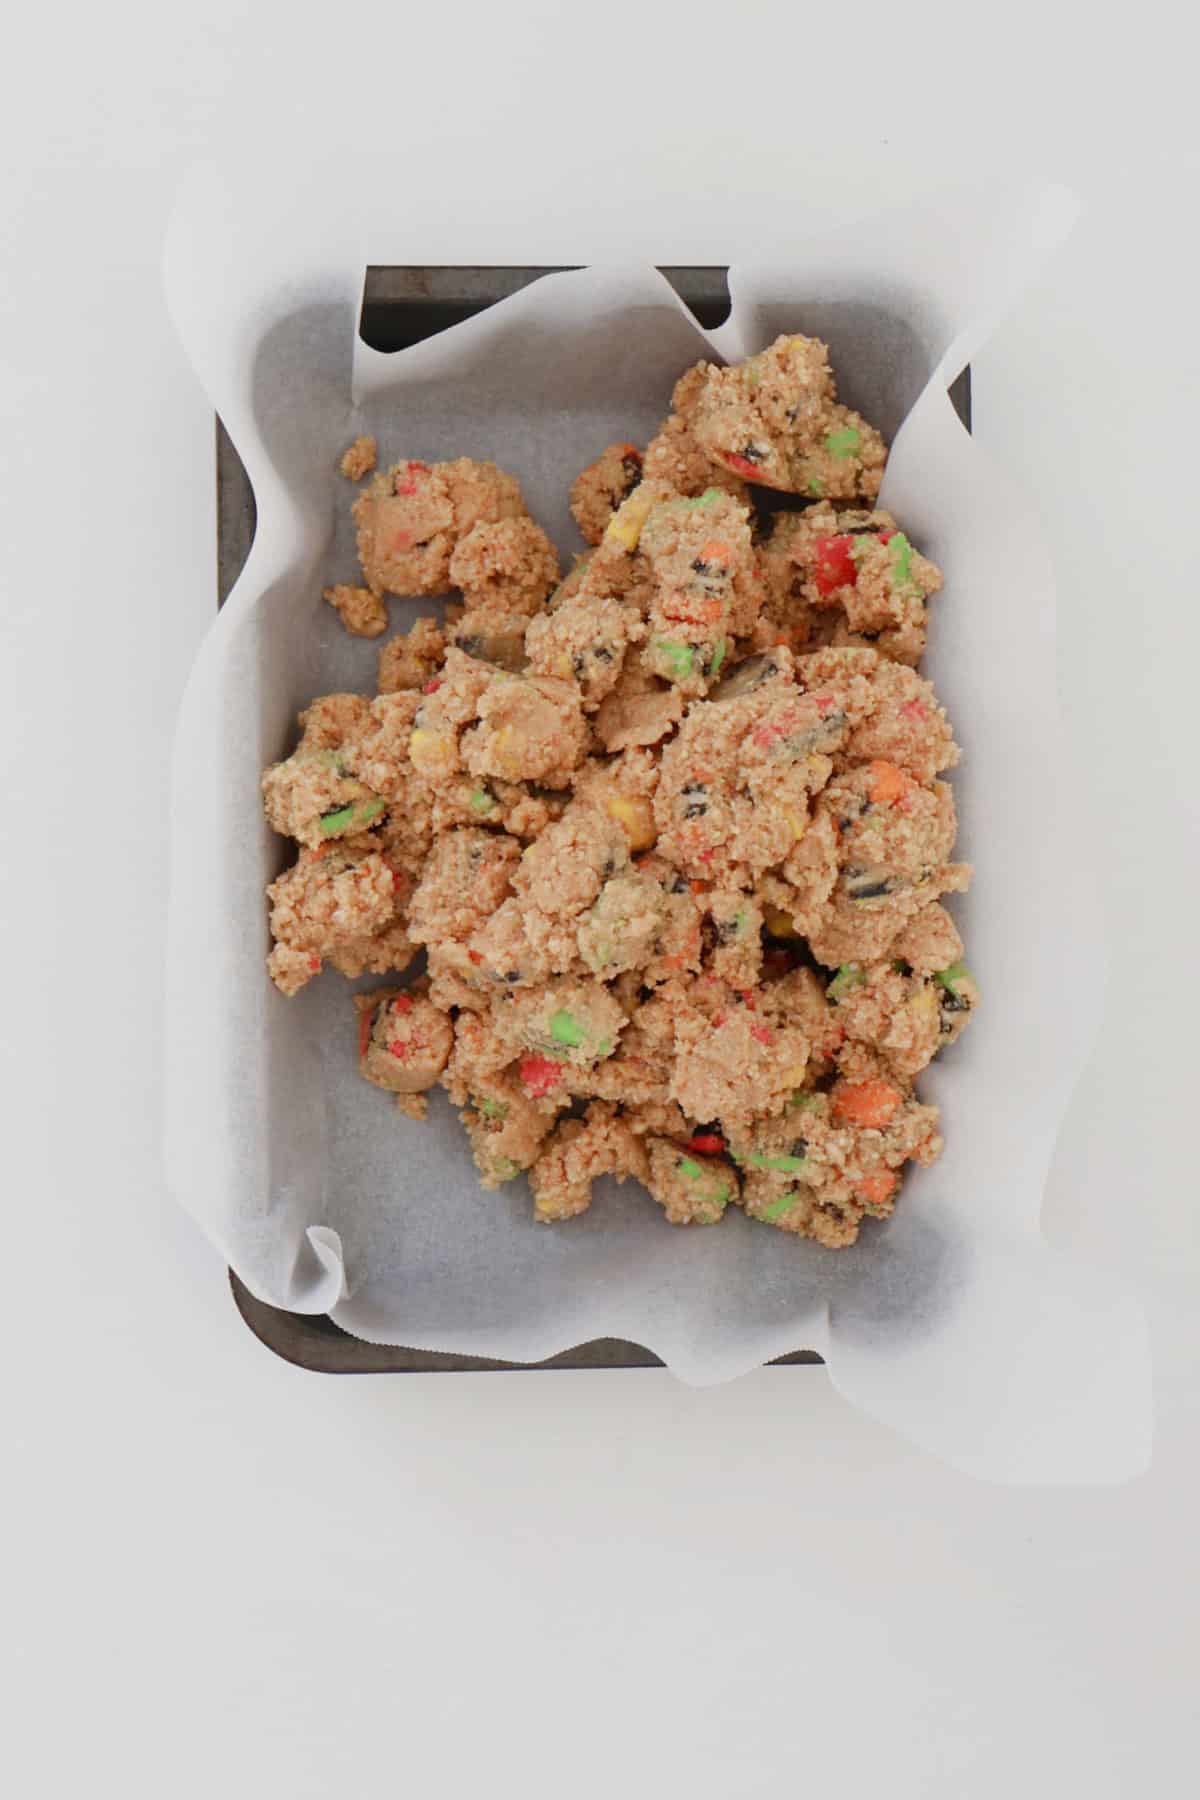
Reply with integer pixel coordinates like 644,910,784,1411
218,265,970,1373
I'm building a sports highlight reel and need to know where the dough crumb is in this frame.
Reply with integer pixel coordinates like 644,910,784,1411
340,435,377,481
323,583,389,638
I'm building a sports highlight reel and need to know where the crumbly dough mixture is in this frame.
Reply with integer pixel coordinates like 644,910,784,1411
261,334,977,1246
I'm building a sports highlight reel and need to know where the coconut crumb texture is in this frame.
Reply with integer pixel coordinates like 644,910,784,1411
260,335,977,1248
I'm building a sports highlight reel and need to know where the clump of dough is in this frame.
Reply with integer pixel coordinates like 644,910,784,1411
264,335,972,1250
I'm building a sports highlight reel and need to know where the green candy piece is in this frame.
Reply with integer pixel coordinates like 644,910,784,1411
889,532,915,588
748,1153,811,1174
805,476,824,497
653,638,695,679
491,1156,521,1182
549,1009,586,1048
678,1156,732,1216
708,636,727,677
595,1036,612,1058
824,426,861,459
934,961,971,991
318,796,384,837
827,964,867,1002
789,1090,821,1111
468,788,496,815
477,1096,508,1121
761,1190,802,1222
733,908,748,932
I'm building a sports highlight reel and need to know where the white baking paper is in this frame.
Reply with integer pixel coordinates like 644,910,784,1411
163,161,1150,1482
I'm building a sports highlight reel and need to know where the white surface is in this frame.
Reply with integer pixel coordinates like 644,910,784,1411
3,3,1198,1794
164,172,1148,1476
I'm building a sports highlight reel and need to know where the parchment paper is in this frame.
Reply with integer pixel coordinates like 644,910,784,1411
163,163,1150,1482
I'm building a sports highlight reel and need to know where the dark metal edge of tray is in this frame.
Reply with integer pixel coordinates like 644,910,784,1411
218,265,970,1376
230,1270,824,1374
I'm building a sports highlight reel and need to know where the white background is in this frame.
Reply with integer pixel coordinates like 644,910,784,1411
4,5,1198,1794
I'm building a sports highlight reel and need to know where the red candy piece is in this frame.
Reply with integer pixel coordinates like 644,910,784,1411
423,677,442,695
751,705,800,750
392,993,413,1014
811,534,857,597
357,1005,375,1060
721,452,761,478
519,1054,567,1098
394,460,430,496
684,1133,726,1156
387,1039,411,1060
749,1023,773,1047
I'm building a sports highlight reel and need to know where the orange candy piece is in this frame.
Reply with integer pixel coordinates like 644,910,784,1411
832,1078,903,1130
697,538,732,566
867,759,915,807
856,1170,898,1206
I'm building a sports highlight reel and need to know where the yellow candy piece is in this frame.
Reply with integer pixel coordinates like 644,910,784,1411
763,904,800,939
605,792,657,852
604,484,655,551
780,1062,809,1088
409,728,454,774
910,985,939,1021
485,725,525,779
783,810,808,843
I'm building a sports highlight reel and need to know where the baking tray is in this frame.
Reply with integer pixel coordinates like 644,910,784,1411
218,265,971,1373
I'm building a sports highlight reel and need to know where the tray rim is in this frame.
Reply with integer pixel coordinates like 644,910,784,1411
218,263,969,1376
229,1271,825,1375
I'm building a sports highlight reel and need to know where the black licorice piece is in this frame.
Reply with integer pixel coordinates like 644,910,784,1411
843,864,894,902
681,781,708,819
